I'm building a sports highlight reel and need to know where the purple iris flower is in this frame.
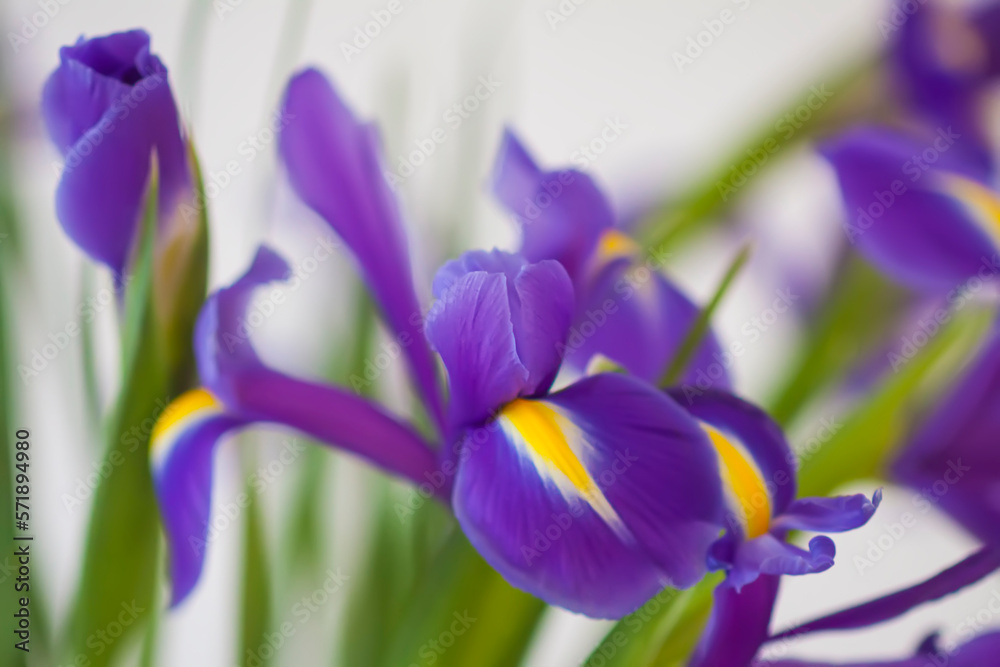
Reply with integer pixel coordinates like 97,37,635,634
823,1,1000,295
42,29,190,275
148,68,730,618
892,0,1000,173
490,130,732,389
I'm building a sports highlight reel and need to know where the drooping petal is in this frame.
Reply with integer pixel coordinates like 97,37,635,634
891,324,1000,545
491,129,615,282
196,246,441,485
154,249,444,605
690,574,780,667
667,388,797,524
820,126,998,292
451,372,724,618
150,389,246,605
769,546,1000,642
567,257,732,388
726,534,835,591
279,68,443,430
771,490,882,533
42,30,190,274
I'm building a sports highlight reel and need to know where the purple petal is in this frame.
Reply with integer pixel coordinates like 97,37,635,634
772,490,882,533
42,30,190,274
491,129,614,282
567,259,732,387
451,372,724,618
150,399,246,606
667,388,796,516
279,68,444,431
820,126,998,292
690,574,780,667
892,2,995,173
769,546,1000,642
725,534,835,591
433,250,574,395
891,324,1000,545
195,246,291,400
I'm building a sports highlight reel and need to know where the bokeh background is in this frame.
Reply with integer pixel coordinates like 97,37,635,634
2,0,996,664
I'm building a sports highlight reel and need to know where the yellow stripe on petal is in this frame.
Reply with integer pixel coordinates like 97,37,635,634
592,229,640,267
702,424,771,539
150,388,224,467
500,398,629,538
940,174,1000,248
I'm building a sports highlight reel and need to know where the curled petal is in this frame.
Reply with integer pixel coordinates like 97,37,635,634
452,372,724,618
725,534,835,591
771,490,882,534
279,68,444,430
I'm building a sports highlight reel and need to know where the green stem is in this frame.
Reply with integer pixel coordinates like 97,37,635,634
660,243,752,387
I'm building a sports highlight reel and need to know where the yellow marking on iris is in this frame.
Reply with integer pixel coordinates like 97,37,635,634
502,399,596,496
593,229,641,266
702,424,771,539
942,175,1000,243
151,387,222,448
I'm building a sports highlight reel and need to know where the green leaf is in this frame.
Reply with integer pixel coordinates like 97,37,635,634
65,167,166,667
381,531,546,667
768,256,909,426
798,305,995,498
660,243,752,387
584,574,721,667
239,469,272,667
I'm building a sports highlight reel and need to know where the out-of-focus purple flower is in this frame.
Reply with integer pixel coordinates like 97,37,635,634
148,69,729,618
766,632,1000,667
892,322,1000,545
892,0,1000,173
42,29,190,275
821,126,1000,293
491,130,731,389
